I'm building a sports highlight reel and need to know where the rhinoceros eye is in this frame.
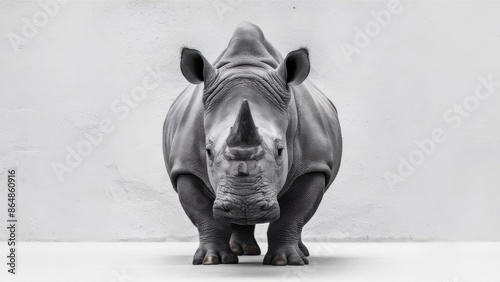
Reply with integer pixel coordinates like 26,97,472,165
206,143,214,160
275,144,284,166
206,147,214,166
275,140,284,159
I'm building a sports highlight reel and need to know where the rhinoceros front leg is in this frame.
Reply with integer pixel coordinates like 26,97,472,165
177,174,238,265
264,172,325,266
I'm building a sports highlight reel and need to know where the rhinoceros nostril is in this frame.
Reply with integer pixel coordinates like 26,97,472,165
237,162,249,176
218,203,230,212
260,201,272,211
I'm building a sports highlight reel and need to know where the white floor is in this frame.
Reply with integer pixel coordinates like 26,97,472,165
1,242,499,282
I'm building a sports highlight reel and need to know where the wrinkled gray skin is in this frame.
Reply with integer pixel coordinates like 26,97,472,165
163,22,342,266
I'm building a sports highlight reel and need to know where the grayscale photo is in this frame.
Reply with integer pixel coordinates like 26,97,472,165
1,0,499,281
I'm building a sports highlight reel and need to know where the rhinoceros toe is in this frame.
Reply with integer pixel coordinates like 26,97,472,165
298,240,310,257
263,244,309,266
192,243,239,265
230,242,261,256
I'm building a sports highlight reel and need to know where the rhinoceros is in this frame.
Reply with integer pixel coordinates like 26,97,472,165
163,22,342,266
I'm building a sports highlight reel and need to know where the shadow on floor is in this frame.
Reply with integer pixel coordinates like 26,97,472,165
162,254,362,279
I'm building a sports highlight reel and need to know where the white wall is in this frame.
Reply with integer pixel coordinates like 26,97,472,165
1,0,499,242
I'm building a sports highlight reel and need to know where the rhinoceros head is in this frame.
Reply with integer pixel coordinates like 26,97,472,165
180,46,310,224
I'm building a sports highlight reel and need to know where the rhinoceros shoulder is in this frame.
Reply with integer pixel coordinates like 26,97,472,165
282,80,342,196
163,84,211,192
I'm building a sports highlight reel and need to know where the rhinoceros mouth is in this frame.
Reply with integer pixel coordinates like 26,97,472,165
213,203,280,225
212,175,280,224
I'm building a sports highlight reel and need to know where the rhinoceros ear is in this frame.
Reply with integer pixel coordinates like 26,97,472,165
276,48,310,86
180,48,216,84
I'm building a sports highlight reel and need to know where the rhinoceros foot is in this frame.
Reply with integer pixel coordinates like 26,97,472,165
263,243,309,266
192,242,239,265
229,224,261,256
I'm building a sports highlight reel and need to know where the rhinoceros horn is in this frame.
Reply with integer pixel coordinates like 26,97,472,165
226,100,262,147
